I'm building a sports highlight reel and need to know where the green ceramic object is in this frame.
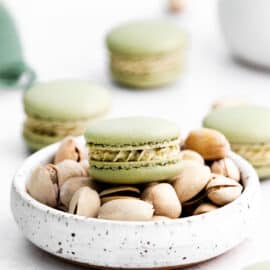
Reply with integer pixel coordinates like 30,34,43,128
203,106,270,178
243,262,270,270
106,19,186,88
0,3,35,88
23,80,110,150
85,117,182,184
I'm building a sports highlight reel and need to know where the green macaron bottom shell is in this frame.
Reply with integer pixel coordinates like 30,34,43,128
89,160,182,184
111,65,182,88
254,166,270,179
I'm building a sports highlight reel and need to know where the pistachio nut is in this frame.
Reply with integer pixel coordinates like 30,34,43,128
206,174,243,206
100,186,140,204
151,215,171,221
179,150,204,165
54,160,87,187
185,128,230,160
54,136,85,164
60,176,98,208
68,186,100,217
173,161,211,203
193,203,218,215
211,158,240,182
142,183,181,218
26,165,58,207
98,199,154,221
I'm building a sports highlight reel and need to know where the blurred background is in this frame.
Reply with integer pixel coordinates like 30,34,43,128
1,0,270,269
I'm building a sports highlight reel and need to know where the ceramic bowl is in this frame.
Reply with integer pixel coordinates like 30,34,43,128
219,0,270,68
11,139,260,269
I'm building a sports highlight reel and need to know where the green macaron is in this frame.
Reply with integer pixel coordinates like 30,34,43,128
85,117,182,184
243,262,270,270
203,105,270,178
106,19,186,89
23,80,110,151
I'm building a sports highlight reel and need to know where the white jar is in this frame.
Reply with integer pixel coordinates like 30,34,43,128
219,0,270,67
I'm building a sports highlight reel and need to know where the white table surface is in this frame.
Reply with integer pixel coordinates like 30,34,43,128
1,0,270,269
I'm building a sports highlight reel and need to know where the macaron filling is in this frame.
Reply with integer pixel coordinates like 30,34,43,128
110,49,182,75
24,116,93,138
88,139,181,169
232,143,270,167
90,144,179,163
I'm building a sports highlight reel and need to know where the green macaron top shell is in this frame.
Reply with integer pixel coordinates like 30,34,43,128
85,117,180,146
203,106,270,144
243,262,270,270
106,19,186,56
24,80,110,121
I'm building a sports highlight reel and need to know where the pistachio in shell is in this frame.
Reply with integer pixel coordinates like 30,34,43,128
54,160,87,187
193,203,218,215
151,215,171,221
98,199,154,221
99,186,140,204
173,161,211,203
211,158,240,182
26,165,58,207
68,186,100,217
142,183,181,218
54,136,86,164
184,128,230,160
206,174,243,206
60,176,98,208
179,150,204,165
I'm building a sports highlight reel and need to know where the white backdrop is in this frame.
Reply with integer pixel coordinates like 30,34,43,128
1,0,270,269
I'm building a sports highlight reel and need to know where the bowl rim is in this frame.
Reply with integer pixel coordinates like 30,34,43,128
12,137,260,226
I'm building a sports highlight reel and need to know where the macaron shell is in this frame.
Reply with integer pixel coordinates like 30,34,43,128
89,161,183,184
203,106,270,143
24,80,110,121
85,117,180,146
243,262,270,270
106,19,186,56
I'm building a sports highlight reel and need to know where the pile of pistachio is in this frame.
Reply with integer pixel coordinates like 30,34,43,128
27,128,243,221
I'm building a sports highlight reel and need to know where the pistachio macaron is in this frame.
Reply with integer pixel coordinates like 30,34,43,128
23,80,110,150
85,117,182,184
106,19,186,88
243,262,270,270
203,105,270,178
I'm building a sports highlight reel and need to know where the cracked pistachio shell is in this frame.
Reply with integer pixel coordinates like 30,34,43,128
193,203,218,215
68,186,100,217
100,186,141,204
179,150,204,165
185,128,230,160
54,160,87,187
142,183,181,218
151,215,171,221
173,161,211,203
60,176,97,208
101,196,140,204
54,137,86,164
98,199,154,221
79,159,89,173
26,165,58,207
206,174,243,206
211,158,240,182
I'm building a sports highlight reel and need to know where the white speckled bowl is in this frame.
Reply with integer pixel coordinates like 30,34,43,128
11,139,260,269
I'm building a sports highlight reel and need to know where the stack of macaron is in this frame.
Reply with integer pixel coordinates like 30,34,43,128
85,117,182,183
203,105,270,179
106,19,186,88
23,80,110,151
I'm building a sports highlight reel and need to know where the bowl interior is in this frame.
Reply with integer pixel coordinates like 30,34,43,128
13,136,260,225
